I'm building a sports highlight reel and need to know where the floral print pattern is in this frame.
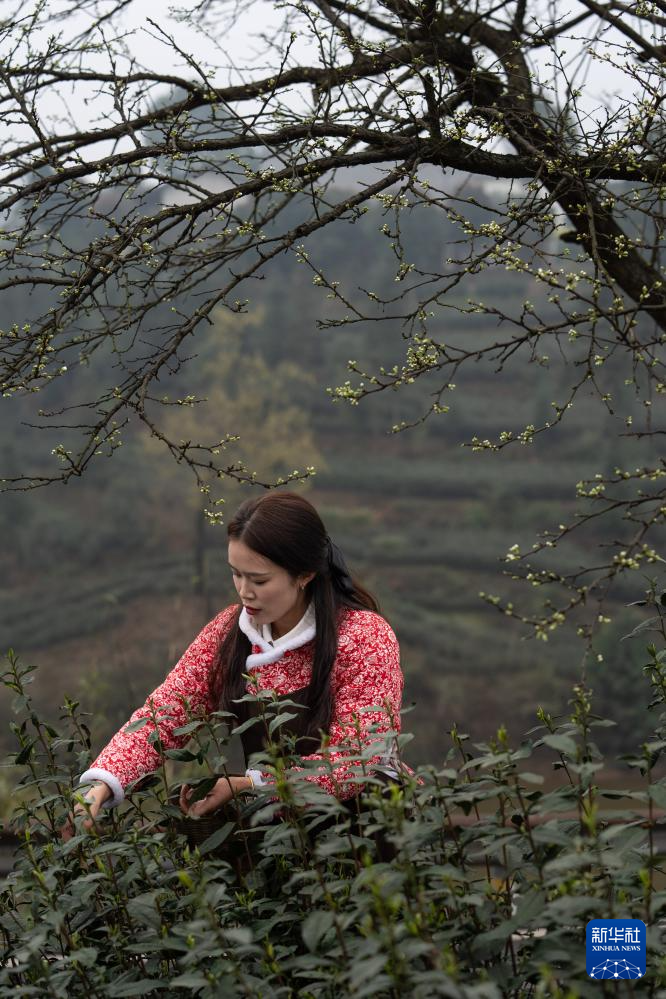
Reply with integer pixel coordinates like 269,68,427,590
90,604,411,800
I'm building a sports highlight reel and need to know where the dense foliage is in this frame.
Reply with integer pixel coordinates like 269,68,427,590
0,4,665,990
2,592,666,997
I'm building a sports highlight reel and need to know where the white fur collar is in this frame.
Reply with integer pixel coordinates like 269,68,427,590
238,601,316,669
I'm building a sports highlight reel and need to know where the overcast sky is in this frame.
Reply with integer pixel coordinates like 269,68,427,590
0,0,659,155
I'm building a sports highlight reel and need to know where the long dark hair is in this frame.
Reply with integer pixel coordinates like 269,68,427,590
209,492,379,743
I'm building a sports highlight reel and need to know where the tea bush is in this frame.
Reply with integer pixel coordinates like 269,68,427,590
2,601,666,998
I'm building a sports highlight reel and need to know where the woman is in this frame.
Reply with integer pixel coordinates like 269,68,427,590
71,492,410,830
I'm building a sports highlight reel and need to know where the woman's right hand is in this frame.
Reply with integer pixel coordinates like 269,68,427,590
61,781,111,841
179,775,252,817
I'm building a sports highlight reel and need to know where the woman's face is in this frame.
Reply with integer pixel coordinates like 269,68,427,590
228,538,313,634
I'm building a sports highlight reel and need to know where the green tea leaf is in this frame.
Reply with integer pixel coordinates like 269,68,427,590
198,821,235,855
113,980,165,997
302,909,335,952
542,733,577,755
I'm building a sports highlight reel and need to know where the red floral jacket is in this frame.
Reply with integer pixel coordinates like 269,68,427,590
86,604,412,802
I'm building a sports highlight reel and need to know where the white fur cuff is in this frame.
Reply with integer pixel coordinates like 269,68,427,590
78,768,124,808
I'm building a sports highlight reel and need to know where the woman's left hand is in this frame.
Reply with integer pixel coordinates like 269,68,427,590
179,776,251,817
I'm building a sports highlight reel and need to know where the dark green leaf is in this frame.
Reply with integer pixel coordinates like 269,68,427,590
198,821,235,855
542,733,577,755
186,777,218,802
621,616,660,641
164,748,200,762
124,718,149,733
14,741,35,764
112,980,164,997
172,720,205,736
649,784,666,809
302,910,335,952
268,711,300,735
169,974,210,990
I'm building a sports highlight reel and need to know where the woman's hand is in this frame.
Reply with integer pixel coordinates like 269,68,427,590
61,781,111,841
179,776,252,818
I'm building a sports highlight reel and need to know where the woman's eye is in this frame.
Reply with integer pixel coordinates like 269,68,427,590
230,570,267,585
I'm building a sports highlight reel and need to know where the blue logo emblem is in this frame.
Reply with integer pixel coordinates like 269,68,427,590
586,919,646,980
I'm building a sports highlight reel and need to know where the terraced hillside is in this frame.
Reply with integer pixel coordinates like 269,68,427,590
0,186,660,769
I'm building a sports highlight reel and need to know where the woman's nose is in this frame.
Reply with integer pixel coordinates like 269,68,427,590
238,578,255,600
